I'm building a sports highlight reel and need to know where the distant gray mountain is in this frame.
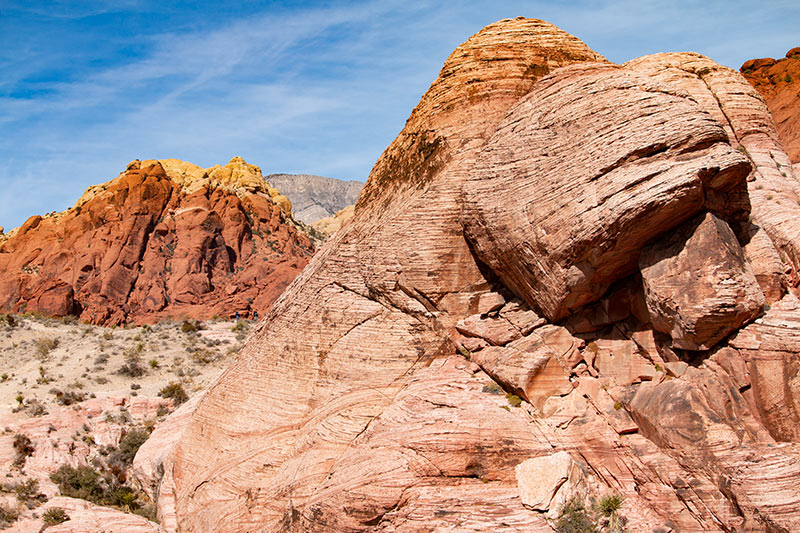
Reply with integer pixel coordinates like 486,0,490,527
265,174,363,224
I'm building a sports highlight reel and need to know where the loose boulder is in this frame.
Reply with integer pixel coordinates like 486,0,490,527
639,212,764,350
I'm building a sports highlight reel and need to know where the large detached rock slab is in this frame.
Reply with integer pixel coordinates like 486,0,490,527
515,451,587,512
463,63,751,321
639,212,764,350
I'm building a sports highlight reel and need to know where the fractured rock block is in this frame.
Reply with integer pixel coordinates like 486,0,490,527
639,212,764,350
515,451,586,512
463,63,751,322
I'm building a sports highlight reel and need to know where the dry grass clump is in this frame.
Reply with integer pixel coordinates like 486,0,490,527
34,337,58,360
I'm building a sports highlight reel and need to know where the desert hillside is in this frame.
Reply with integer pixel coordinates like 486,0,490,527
0,313,254,531
265,173,363,224
741,48,800,163
0,157,316,326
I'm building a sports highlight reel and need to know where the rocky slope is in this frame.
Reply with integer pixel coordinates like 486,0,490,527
741,48,800,163
146,18,800,532
0,158,315,325
265,173,363,224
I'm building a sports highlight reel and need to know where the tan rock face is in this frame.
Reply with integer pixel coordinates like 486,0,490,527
311,204,355,236
0,157,314,325
640,212,764,350
166,19,800,533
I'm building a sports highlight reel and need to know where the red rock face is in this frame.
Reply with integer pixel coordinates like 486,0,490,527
741,49,800,163
159,19,800,533
0,158,314,325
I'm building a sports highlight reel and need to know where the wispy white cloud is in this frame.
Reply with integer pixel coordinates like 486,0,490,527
1,0,799,229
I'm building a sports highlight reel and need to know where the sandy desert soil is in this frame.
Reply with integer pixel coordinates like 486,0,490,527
0,314,253,531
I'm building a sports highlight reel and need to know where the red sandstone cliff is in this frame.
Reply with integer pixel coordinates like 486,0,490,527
741,48,800,163
148,19,800,532
0,157,314,325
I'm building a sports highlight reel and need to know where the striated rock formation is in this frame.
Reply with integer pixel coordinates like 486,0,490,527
160,18,800,532
741,48,800,163
0,157,315,325
265,173,363,224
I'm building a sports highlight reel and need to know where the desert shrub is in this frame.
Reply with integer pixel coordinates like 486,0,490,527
0,314,15,327
12,478,46,507
556,496,598,533
181,320,201,334
13,433,34,467
24,398,48,417
50,465,103,502
50,463,146,511
58,315,78,325
34,337,58,359
149,358,160,369
109,429,150,468
124,341,144,360
231,320,246,332
118,361,146,378
42,506,70,526
482,382,502,395
0,502,19,527
49,388,87,406
506,393,523,408
159,382,188,405
133,503,158,522
189,347,217,365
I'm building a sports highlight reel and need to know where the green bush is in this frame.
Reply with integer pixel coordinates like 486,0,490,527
556,496,597,533
112,429,151,467
506,393,523,408
159,382,188,405
50,464,144,511
12,478,46,505
50,465,103,502
42,506,70,526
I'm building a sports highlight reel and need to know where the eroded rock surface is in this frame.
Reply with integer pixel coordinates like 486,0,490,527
164,18,800,532
0,157,315,325
640,212,764,350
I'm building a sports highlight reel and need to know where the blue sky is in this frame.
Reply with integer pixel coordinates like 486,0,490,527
2,0,799,230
